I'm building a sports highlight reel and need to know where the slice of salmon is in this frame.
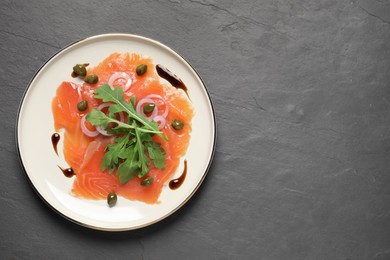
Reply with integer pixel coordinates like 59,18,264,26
52,53,194,204
52,81,102,174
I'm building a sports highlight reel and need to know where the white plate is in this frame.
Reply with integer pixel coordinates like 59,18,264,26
16,34,216,231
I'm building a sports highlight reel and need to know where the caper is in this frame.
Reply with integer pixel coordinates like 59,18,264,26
77,100,88,111
84,74,99,84
107,192,117,207
171,119,184,130
143,103,155,114
141,177,154,186
136,64,147,76
73,64,87,77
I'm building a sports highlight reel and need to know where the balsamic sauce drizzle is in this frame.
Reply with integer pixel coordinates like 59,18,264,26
58,166,75,178
156,64,188,96
51,133,60,155
52,132,75,178
169,160,187,190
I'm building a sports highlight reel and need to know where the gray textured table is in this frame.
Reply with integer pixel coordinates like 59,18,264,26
2,0,390,259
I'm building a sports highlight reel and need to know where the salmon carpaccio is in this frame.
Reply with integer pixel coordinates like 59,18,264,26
52,53,194,204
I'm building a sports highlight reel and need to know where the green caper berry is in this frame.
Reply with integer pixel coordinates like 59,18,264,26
171,119,184,130
107,192,117,207
84,74,99,84
73,64,87,76
136,64,147,76
141,177,154,186
143,103,155,114
77,100,88,111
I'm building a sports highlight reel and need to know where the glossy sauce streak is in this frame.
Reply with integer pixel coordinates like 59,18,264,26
51,133,60,155
169,160,187,190
58,166,75,178
156,64,188,95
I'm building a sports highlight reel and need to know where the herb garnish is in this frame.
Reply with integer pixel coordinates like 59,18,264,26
86,84,167,184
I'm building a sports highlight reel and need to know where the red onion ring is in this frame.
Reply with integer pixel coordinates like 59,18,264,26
96,126,111,136
97,112,126,136
97,102,111,113
118,112,125,123
108,72,132,91
96,102,118,136
153,115,166,130
145,94,169,117
98,103,124,121
136,97,158,121
80,114,99,137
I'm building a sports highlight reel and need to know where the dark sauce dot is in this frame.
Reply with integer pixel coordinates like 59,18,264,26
169,160,187,190
51,133,60,155
156,64,188,95
58,166,75,178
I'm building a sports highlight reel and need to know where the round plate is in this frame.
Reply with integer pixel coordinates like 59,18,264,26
16,34,216,231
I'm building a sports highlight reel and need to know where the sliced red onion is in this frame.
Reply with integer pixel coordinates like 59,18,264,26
153,115,166,130
97,102,111,111
145,94,169,117
108,72,132,91
136,97,158,121
96,126,111,136
96,102,117,136
145,94,164,100
80,114,99,137
98,102,122,120
118,112,125,123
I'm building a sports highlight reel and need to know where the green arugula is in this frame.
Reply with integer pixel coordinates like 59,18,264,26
86,84,167,184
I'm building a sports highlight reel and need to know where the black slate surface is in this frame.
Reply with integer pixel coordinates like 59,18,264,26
2,0,390,259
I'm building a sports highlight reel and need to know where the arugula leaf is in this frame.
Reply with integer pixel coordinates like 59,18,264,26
116,143,139,184
146,142,166,169
134,124,150,177
93,84,167,140
85,84,168,185
86,109,134,133
101,132,132,173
